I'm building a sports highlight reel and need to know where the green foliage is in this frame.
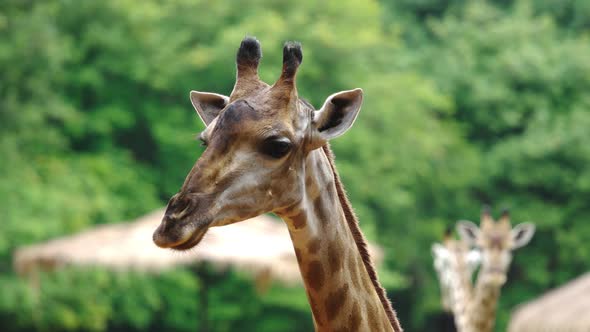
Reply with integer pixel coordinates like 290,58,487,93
405,1,590,329
1,0,589,331
0,268,200,332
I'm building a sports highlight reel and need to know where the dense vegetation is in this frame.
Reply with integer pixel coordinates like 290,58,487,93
1,0,589,331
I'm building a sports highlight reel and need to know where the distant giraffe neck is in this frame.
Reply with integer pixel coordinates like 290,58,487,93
444,246,474,332
468,277,501,332
275,145,401,332
444,252,503,332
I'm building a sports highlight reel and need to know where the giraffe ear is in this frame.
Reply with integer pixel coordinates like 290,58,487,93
190,91,229,125
456,220,480,246
308,89,363,150
511,223,535,249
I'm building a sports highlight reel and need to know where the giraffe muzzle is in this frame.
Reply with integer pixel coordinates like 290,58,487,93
152,193,214,250
152,214,212,250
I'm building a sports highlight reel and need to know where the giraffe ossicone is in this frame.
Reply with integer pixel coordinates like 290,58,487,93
153,37,403,332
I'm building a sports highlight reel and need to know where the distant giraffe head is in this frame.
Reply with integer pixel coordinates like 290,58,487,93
456,207,535,286
152,37,363,250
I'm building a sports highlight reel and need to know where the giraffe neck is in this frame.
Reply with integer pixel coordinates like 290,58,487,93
467,275,501,332
275,145,401,332
445,247,475,332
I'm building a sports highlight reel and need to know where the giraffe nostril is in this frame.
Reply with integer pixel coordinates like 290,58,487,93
165,193,194,220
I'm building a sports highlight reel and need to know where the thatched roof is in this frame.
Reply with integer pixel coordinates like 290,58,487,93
13,209,383,286
508,272,590,332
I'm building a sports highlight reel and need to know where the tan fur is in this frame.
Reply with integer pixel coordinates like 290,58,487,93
276,145,399,331
322,144,402,332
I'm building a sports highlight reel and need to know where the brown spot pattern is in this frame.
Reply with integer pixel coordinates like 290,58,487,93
327,242,343,274
307,261,325,292
290,210,307,229
305,174,313,187
307,292,325,327
308,238,321,254
475,320,486,331
348,301,362,330
325,181,336,204
321,145,402,332
325,284,349,321
313,195,329,226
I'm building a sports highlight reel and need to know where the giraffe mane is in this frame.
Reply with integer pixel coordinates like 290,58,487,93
321,144,403,332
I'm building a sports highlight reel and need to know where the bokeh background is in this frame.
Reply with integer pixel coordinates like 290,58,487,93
2,0,590,331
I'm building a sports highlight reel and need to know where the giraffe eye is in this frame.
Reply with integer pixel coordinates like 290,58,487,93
260,137,292,159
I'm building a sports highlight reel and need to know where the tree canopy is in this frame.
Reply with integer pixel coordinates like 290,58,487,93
1,0,589,331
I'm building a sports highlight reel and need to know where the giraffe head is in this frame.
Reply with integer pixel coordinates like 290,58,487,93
456,207,535,286
153,37,363,250
432,235,481,310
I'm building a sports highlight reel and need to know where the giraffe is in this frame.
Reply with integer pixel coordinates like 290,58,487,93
431,230,481,330
431,232,481,312
454,208,536,332
152,37,403,332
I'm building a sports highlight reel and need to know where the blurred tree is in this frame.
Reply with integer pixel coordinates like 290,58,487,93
1,0,589,331
408,0,590,329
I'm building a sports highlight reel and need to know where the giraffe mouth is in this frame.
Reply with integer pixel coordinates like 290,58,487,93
153,213,213,250
170,226,210,251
